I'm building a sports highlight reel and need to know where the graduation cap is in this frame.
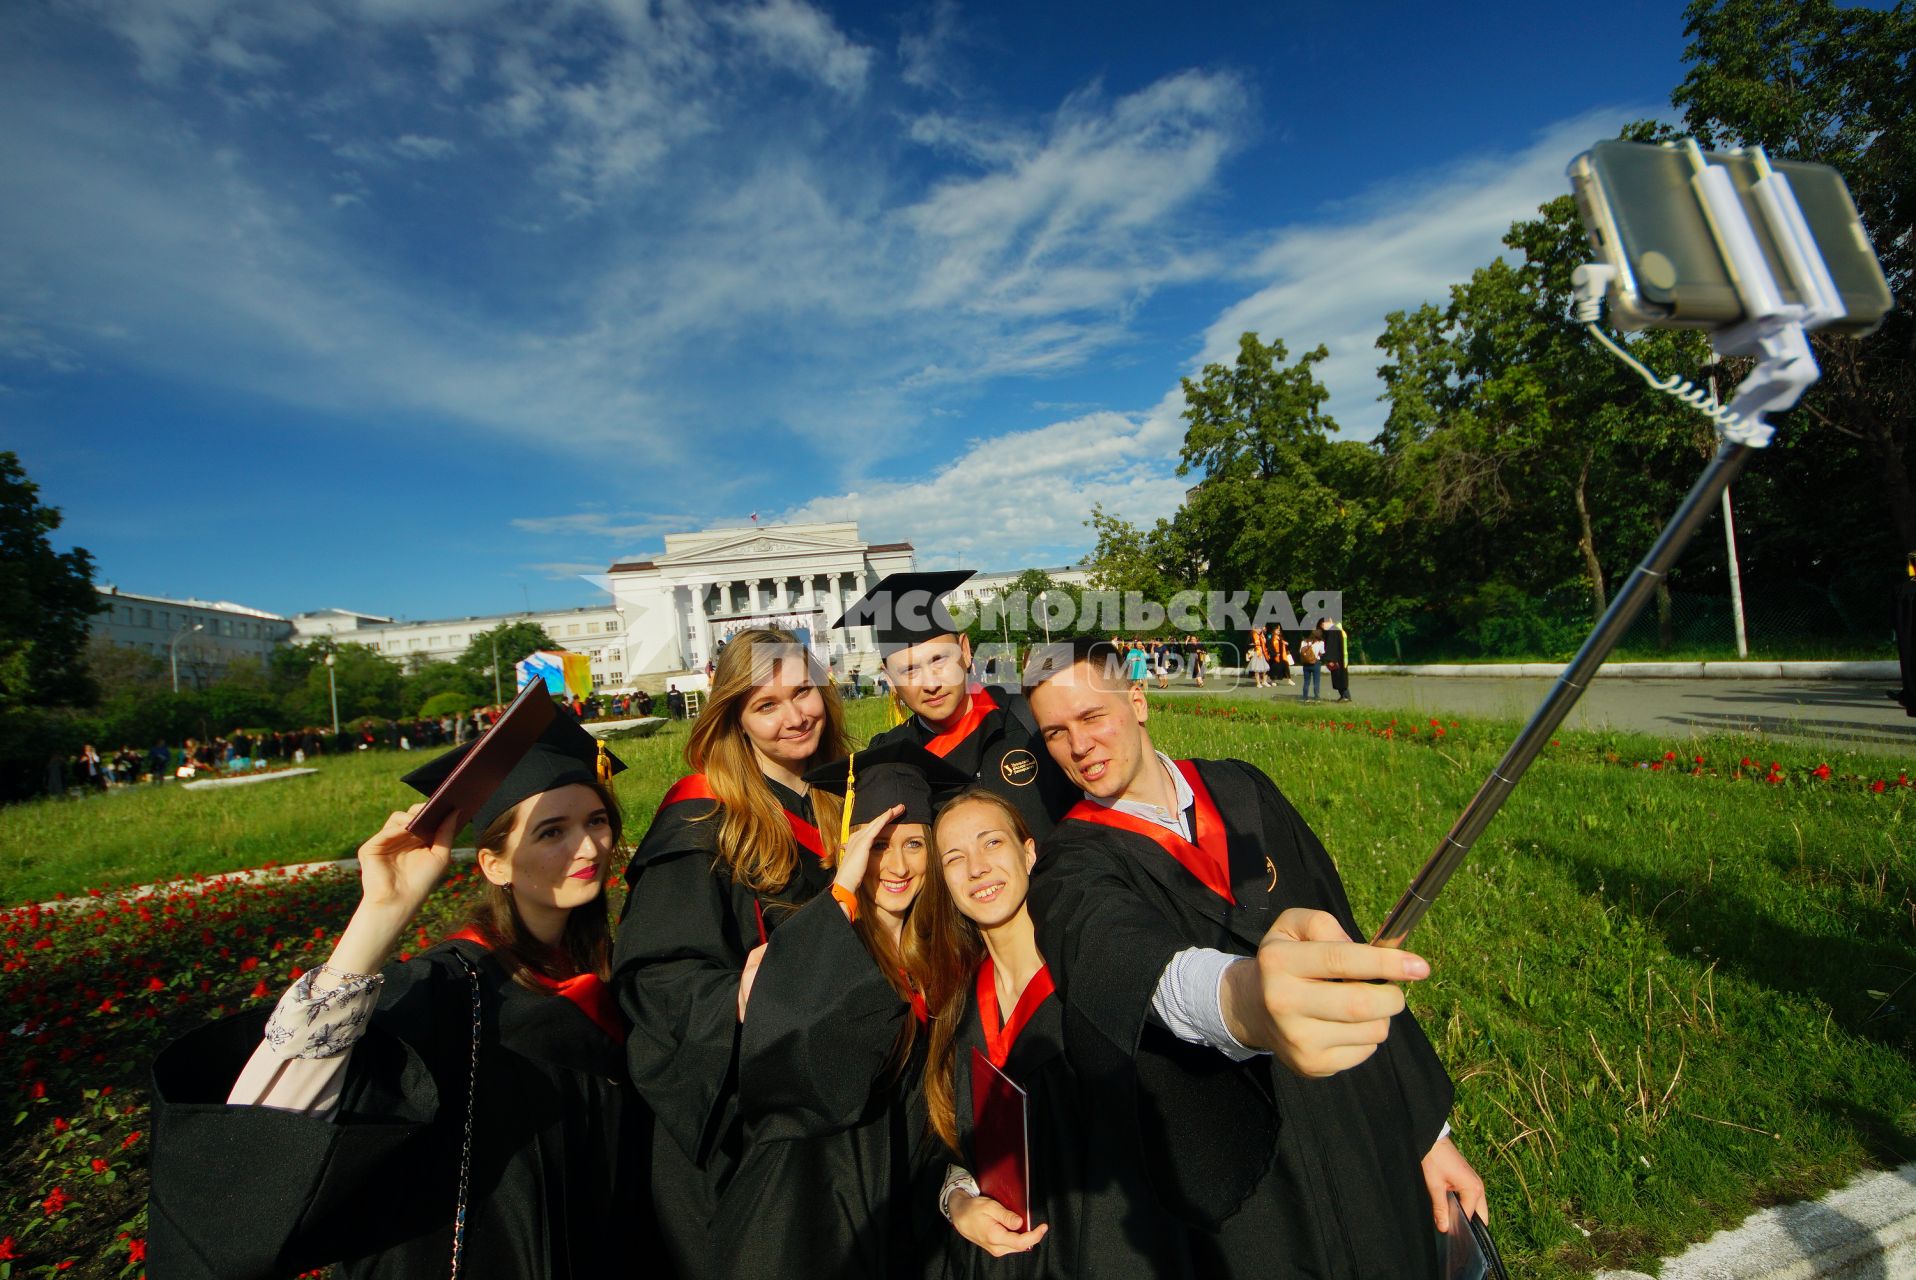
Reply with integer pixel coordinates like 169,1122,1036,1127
833,570,975,650
399,680,628,839
802,740,970,829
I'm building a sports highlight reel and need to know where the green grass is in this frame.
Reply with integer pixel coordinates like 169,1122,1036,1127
1146,697,1914,1275
3,695,1912,1276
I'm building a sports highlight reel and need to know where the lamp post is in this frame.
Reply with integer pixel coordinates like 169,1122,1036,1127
169,622,203,694
490,632,502,704
325,652,340,735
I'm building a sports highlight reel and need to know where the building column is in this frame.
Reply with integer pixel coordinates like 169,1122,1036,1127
771,577,787,611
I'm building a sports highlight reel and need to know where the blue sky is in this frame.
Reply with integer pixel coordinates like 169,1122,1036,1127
2,0,1692,621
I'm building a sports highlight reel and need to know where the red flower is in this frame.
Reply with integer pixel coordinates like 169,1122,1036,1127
1663,751,1677,761
1812,763,1832,780
1873,780,1888,794
250,979,270,999
1693,755,1705,765
1741,756,1753,767
0,1235,18,1260
90,1157,108,1173
52,1115,68,1132
128,1237,147,1264
122,1130,143,1149
1650,762,1664,772
43,1185,69,1215
240,956,260,973
146,976,165,991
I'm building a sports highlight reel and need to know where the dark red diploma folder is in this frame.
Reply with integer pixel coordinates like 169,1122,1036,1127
969,1048,1033,1231
403,680,556,839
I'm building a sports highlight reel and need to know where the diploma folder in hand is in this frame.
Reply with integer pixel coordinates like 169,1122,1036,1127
403,680,556,840
969,1048,1033,1231
1439,1191,1510,1280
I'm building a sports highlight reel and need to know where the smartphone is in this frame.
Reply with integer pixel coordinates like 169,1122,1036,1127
1569,140,1743,330
1568,139,1892,335
1708,152,1893,336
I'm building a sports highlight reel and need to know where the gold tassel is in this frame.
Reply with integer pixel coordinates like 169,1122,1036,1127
596,739,612,783
887,691,910,728
840,752,856,846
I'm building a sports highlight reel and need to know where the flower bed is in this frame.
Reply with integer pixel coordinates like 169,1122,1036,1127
0,863,499,1278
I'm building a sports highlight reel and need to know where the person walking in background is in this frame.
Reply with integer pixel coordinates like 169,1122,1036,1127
1324,619,1352,704
1298,623,1325,702
1248,626,1271,689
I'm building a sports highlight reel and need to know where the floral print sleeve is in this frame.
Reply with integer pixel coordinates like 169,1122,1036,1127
225,969,385,1114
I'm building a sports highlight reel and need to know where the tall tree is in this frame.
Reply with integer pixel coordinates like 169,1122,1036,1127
0,452,97,710
1674,0,1915,551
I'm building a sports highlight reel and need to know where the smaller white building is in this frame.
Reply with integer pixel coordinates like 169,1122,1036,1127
297,606,633,690
91,587,294,685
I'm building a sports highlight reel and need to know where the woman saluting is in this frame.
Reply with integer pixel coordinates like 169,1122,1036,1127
147,704,648,1278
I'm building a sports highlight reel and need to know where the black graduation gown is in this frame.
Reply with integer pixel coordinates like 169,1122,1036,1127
613,777,833,1280
870,687,1077,840
146,939,649,1279
1028,758,1455,1280
716,891,941,1279
937,977,1168,1280
1893,574,1915,715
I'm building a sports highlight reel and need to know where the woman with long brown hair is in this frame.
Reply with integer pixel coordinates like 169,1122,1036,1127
617,629,947,1278
909,788,1164,1279
149,709,648,1278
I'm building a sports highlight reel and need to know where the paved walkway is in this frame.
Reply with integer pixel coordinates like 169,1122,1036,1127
1162,675,1915,751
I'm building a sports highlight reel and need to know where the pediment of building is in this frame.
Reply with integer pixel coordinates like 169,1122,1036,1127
657,530,861,568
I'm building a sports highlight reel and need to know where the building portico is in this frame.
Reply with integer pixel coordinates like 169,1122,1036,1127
606,523,914,680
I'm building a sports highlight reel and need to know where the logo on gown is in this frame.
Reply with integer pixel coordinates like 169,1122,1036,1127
999,749,1038,786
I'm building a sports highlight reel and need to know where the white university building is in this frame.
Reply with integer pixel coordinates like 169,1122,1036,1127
106,522,1087,693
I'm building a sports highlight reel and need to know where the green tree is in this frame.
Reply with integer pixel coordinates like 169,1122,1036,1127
1674,0,1915,552
402,660,486,717
283,642,403,725
458,622,557,698
0,452,97,710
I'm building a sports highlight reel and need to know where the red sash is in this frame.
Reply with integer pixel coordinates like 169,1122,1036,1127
923,688,998,758
446,927,626,1042
976,957,1055,1068
661,773,825,861
1064,760,1235,904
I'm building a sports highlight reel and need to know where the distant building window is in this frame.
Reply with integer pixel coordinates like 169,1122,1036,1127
408,638,421,649
429,636,441,647
387,641,399,651
567,624,581,636
606,621,619,632
591,673,604,687
607,648,621,662
140,609,151,627
609,671,622,683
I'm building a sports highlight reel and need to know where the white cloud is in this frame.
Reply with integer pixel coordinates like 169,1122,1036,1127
778,394,1191,569
720,0,872,96
1199,106,1657,438
511,511,702,541
902,70,1249,317
781,107,1664,567
391,132,456,160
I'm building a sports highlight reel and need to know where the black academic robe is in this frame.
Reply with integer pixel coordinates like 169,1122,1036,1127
146,939,648,1280
1028,758,1454,1280
613,776,833,1280
717,892,940,1278
616,776,937,1279
870,687,1077,840
937,974,1169,1280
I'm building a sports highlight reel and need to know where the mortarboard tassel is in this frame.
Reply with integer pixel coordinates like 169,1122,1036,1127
840,752,856,846
887,690,910,728
596,739,613,783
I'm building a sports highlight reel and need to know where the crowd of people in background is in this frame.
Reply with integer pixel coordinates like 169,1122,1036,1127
40,689,664,798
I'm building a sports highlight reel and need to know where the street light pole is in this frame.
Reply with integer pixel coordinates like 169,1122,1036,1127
170,622,203,694
491,633,502,704
325,653,339,735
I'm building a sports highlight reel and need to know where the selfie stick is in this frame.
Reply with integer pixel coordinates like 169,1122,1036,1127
1373,142,1847,949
